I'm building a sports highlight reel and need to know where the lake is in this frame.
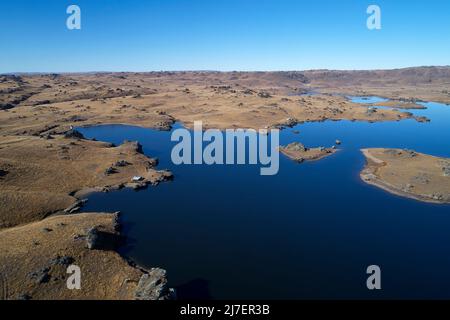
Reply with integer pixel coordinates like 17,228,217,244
78,98,450,299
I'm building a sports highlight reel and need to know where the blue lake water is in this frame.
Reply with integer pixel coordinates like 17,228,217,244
78,99,450,299
348,96,390,104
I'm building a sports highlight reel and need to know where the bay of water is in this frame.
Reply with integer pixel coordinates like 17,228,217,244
78,99,450,299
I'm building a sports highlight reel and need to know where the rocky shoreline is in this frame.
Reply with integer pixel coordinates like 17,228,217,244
0,128,175,300
0,129,174,229
2,69,450,299
279,142,338,163
363,99,427,110
0,212,175,300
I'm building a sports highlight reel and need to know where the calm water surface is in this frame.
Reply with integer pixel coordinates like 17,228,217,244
78,99,450,299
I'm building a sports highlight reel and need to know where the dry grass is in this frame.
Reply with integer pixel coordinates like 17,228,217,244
361,148,450,204
1,68,449,299
0,212,145,300
0,135,168,229
2,70,439,137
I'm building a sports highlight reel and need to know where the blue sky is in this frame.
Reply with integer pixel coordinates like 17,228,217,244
1,0,449,72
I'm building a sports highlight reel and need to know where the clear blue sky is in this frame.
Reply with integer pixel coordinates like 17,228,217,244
1,0,449,72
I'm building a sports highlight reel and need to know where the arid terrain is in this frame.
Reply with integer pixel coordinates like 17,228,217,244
1,67,450,299
0,212,173,300
361,148,450,204
0,134,172,229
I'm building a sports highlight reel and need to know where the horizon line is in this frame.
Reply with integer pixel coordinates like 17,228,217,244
2,65,450,76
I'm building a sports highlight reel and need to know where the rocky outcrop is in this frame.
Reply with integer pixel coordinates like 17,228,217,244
270,117,299,130
64,129,85,139
86,226,123,251
134,268,175,300
115,160,130,167
63,199,88,214
0,213,173,300
258,91,272,98
0,135,173,229
442,161,450,177
28,267,51,284
280,142,337,163
126,169,173,190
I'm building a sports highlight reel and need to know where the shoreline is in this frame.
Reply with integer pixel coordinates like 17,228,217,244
2,68,450,299
279,142,338,163
360,148,450,205
0,212,174,300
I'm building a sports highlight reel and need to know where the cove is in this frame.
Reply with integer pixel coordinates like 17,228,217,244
78,99,450,300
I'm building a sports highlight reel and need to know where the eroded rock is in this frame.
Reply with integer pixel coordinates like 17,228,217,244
134,268,173,300
86,227,122,251
29,267,50,284
64,129,85,139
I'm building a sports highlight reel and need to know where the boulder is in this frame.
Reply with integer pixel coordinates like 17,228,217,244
104,167,118,175
155,120,174,131
0,103,15,110
129,182,147,190
404,149,417,158
416,116,430,123
64,129,85,139
134,268,174,300
258,91,272,98
17,294,32,300
64,199,88,214
283,118,298,128
442,161,450,177
49,255,75,266
115,160,130,167
432,193,444,201
285,142,307,152
366,107,377,115
86,227,122,251
28,267,50,284
40,133,53,140
154,170,174,183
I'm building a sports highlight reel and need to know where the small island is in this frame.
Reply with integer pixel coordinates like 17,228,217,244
279,142,337,163
365,100,427,110
360,148,450,204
